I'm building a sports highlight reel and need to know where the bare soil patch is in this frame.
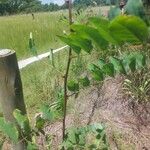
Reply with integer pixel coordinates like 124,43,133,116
37,76,150,149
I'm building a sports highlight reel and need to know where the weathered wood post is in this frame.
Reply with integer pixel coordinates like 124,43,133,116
0,49,27,150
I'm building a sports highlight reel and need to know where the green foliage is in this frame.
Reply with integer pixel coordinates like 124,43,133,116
108,0,149,24
13,109,31,140
122,52,146,73
60,15,149,54
32,88,64,137
123,69,150,103
89,64,104,81
109,15,148,43
61,124,108,150
79,76,90,87
59,36,81,54
38,89,64,122
72,24,109,50
102,63,115,77
109,57,126,74
73,0,118,7
40,104,58,121
89,52,147,82
0,0,62,15
27,141,38,150
59,34,93,54
52,88,64,112
98,59,105,68
71,55,85,76
0,118,18,143
108,6,121,20
89,17,117,45
70,35,93,54
89,17,109,31
35,115,45,131
67,80,79,92
125,0,147,20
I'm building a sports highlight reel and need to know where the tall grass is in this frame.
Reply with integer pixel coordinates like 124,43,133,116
0,7,104,117
0,11,67,59
21,49,69,117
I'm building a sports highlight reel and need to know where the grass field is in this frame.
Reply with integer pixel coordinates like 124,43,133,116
0,11,70,117
0,11,68,59
0,6,109,59
20,49,69,117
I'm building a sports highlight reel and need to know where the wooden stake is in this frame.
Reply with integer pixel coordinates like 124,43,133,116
50,48,55,67
0,49,27,149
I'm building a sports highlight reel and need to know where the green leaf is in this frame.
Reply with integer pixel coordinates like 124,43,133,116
13,109,31,139
109,57,126,74
90,124,104,133
35,116,45,131
40,105,56,121
89,64,104,81
122,53,132,72
102,63,115,77
134,53,146,68
58,35,81,54
72,25,109,50
67,80,79,92
98,59,105,68
109,21,139,45
69,35,93,53
88,64,95,71
68,130,77,144
115,15,148,42
96,134,101,139
62,124,107,150
109,15,148,44
79,76,90,87
89,17,117,44
89,144,97,149
122,52,147,72
0,117,18,143
129,57,136,72
89,17,109,31
27,142,38,150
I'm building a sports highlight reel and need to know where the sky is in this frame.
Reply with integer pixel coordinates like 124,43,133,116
41,0,65,5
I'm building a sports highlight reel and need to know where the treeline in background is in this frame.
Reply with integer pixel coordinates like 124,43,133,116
0,0,150,16
0,0,125,15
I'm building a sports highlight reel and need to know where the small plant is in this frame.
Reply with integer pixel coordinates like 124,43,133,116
123,69,150,103
0,109,35,149
88,52,147,81
121,52,150,103
61,124,108,150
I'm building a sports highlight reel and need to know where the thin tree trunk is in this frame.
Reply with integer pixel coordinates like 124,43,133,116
62,0,73,141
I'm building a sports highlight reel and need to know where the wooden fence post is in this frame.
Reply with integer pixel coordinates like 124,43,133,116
0,49,27,149
50,48,55,67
